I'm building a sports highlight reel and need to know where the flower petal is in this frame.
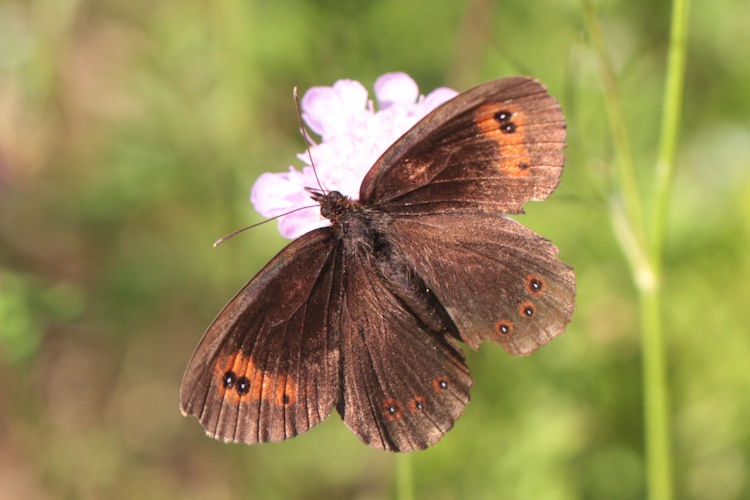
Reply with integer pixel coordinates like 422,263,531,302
331,79,369,111
421,87,458,113
277,206,327,239
374,72,419,109
301,79,369,139
250,168,309,217
251,73,457,239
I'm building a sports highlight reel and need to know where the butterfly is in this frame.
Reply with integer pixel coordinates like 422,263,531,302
180,76,575,452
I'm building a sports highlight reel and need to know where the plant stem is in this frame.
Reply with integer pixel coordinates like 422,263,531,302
641,0,689,499
651,0,690,264
581,0,646,250
582,0,690,498
396,454,414,500
640,280,671,500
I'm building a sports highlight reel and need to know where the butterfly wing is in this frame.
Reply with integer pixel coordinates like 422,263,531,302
360,76,566,215
180,228,343,444
385,212,575,355
360,76,574,355
335,248,472,452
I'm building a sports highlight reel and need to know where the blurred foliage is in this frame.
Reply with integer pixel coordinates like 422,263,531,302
0,0,748,499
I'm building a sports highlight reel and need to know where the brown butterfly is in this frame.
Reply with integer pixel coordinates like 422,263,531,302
180,76,575,452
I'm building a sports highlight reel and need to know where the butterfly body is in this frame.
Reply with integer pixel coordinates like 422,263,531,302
312,189,386,255
181,77,576,452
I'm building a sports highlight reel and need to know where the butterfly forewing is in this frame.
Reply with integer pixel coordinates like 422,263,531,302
180,228,342,443
360,77,565,215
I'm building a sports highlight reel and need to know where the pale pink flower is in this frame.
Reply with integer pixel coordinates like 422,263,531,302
250,72,457,239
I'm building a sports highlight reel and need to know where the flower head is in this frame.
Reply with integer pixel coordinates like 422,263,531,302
250,72,457,239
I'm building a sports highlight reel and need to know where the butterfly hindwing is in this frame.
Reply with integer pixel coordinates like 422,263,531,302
361,77,565,215
386,212,575,355
180,229,343,443
335,248,472,452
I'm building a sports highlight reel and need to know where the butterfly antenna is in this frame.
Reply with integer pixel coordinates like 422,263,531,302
212,204,319,247
293,86,327,194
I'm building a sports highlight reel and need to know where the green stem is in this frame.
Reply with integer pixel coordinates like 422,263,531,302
581,0,646,250
582,0,690,498
640,280,671,500
641,0,689,499
396,454,414,500
651,0,690,264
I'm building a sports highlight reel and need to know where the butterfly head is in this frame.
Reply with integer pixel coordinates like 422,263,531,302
306,188,357,224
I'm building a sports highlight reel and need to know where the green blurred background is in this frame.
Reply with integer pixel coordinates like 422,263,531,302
1,0,748,498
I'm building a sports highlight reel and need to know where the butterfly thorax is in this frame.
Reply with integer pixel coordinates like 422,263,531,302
313,190,391,258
